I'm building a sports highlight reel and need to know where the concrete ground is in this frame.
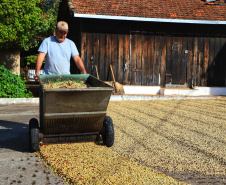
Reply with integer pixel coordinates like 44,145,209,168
0,104,66,185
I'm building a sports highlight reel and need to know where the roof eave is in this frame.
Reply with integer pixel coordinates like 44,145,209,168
74,13,226,25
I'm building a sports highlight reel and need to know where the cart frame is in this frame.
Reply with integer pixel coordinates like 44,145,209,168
29,74,114,152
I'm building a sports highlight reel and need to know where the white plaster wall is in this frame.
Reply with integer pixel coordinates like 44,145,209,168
123,86,226,96
161,87,226,96
123,86,161,95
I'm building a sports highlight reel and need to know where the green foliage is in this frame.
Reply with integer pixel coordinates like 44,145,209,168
0,0,61,51
25,54,45,66
0,64,33,98
25,54,38,66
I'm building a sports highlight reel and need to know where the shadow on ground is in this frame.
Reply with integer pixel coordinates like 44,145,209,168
0,120,30,153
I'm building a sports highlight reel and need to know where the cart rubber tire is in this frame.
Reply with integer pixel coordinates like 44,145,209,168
29,118,40,152
102,116,114,147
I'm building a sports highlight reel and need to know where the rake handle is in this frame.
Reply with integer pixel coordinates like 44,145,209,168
110,65,116,82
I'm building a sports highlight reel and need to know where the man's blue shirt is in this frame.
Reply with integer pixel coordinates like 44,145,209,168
38,36,79,74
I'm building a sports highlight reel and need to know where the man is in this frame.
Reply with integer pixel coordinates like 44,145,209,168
34,21,86,81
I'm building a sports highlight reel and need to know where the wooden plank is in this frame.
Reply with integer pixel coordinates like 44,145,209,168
106,34,112,81
123,34,130,85
203,37,209,86
147,35,155,86
178,37,187,85
136,34,142,85
111,34,118,81
154,36,161,86
177,36,185,85
215,37,221,59
80,32,87,69
165,35,173,85
118,34,124,84
193,37,198,86
86,33,93,74
92,33,100,77
130,34,137,85
208,37,215,86
99,33,106,81
221,38,226,49
142,34,148,85
171,36,180,84
198,52,203,86
212,37,224,86
160,39,166,87
221,38,226,86
198,37,204,86
187,37,193,88
214,37,222,86
182,36,189,87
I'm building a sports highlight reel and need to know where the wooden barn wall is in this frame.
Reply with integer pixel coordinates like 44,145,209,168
57,0,226,87
80,32,226,87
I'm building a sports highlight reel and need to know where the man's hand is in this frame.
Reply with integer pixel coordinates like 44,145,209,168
34,74,39,82
35,52,46,82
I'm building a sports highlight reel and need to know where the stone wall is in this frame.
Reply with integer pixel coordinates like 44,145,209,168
0,49,20,75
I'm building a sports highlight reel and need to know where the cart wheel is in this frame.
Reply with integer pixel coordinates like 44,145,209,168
102,116,114,147
29,118,40,152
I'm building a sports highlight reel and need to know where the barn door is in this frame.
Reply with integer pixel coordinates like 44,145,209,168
165,36,188,87
131,33,162,86
81,32,170,86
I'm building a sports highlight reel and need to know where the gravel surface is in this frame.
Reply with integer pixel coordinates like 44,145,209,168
1,98,226,185
107,98,226,184
37,142,186,185
36,98,226,185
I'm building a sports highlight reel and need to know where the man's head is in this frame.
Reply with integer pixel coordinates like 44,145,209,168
55,21,68,43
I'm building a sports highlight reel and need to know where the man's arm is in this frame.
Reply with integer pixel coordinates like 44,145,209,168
72,55,87,74
34,52,46,81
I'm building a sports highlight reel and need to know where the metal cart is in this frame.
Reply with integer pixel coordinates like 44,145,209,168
29,74,114,152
